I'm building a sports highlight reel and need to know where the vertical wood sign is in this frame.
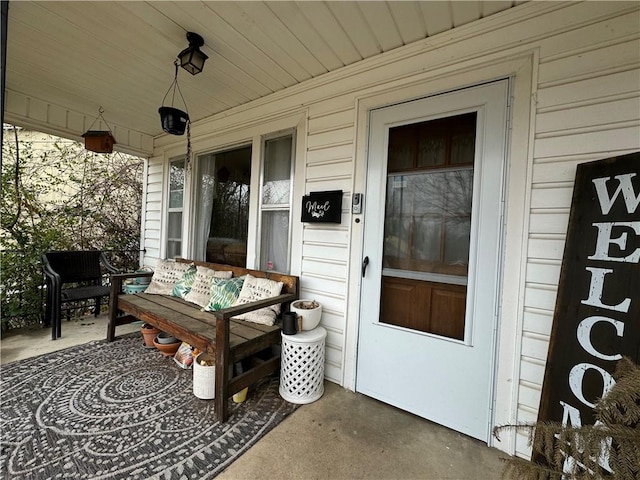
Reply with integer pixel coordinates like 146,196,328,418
535,152,640,472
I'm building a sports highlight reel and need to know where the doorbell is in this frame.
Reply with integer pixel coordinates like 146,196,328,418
352,193,363,214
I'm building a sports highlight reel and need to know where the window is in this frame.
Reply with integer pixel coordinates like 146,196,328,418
259,134,293,273
381,112,476,340
189,131,295,270
166,158,185,258
383,113,476,278
194,146,252,267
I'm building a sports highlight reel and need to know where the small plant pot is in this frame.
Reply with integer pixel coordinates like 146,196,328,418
123,283,148,294
290,300,322,331
141,324,160,347
155,332,178,344
153,336,181,356
135,268,153,285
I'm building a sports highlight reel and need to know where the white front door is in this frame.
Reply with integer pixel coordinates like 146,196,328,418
356,80,509,441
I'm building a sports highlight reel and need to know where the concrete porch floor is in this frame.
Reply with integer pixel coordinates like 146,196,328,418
1,315,509,479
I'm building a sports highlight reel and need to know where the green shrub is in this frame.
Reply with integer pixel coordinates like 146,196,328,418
1,126,143,330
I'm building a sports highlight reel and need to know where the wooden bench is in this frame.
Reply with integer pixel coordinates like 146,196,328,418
106,259,299,422
42,250,119,340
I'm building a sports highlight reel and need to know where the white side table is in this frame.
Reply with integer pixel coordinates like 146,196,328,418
279,327,327,404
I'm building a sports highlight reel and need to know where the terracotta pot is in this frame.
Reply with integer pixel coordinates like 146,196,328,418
153,336,181,356
156,332,178,344
141,324,160,347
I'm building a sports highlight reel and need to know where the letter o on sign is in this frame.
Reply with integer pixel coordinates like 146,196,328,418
568,363,616,409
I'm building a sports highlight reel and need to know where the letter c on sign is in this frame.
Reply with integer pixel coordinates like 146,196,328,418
576,316,624,361
569,363,616,409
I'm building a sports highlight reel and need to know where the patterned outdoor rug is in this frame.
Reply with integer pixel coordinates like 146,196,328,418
0,334,297,479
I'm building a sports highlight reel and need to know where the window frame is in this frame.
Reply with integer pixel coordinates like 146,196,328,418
257,130,296,273
166,156,186,259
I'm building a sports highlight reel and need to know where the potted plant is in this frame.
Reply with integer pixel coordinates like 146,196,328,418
290,299,322,331
141,323,160,348
152,333,181,356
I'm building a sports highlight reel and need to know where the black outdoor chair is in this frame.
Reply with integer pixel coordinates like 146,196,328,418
42,250,119,340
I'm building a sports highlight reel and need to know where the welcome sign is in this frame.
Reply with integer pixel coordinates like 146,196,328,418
301,190,343,223
535,152,640,473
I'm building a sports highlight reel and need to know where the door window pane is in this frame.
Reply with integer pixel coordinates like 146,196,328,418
383,169,473,277
381,112,476,340
388,112,476,172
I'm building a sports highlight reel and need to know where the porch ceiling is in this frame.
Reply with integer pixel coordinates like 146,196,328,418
5,1,522,153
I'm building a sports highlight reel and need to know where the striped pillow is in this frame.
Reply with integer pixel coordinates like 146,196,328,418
183,266,233,307
144,260,192,295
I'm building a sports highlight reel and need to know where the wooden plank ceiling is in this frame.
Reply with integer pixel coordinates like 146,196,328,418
5,1,522,143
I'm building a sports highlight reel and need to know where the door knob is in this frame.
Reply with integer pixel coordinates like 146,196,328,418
362,256,369,277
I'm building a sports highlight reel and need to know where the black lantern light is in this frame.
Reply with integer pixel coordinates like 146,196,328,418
178,32,208,75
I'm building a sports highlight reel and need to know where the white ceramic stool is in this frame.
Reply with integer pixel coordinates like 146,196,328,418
279,327,327,404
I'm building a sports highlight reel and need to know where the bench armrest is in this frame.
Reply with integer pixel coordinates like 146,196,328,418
211,292,298,320
109,271,154,296
110,271,154,282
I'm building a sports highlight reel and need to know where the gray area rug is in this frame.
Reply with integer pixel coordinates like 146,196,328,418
1,334,297,479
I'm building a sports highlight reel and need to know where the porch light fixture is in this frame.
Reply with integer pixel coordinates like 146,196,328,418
178,32,208,75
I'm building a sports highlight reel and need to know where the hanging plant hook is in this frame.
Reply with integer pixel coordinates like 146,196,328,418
158,61,192,171
161,61,189,114
159,61,190,137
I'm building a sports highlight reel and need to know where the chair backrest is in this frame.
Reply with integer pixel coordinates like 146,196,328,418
43,251,104,284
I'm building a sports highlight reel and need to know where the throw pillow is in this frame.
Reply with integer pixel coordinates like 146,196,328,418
144,260,192,295
204,276,246,312
183,265,233,307
231,274,284,326
171,264,197,298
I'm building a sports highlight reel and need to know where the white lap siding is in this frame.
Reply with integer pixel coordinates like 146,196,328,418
519,8,640,457
141,159,164,265
304,107,355,383
142,1,640,456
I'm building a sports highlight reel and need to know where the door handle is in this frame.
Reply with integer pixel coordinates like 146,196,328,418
362,256,369,277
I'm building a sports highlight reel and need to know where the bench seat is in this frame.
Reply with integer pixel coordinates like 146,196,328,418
117,293,281,362
107,260,299,422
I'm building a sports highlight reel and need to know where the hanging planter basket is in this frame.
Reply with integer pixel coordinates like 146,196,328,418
82,107,116,153
81,130,116,153
159,106,189,136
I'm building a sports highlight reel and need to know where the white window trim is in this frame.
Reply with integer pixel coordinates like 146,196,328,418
178,111,307,273
257,129,296,273
164,156,186,259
